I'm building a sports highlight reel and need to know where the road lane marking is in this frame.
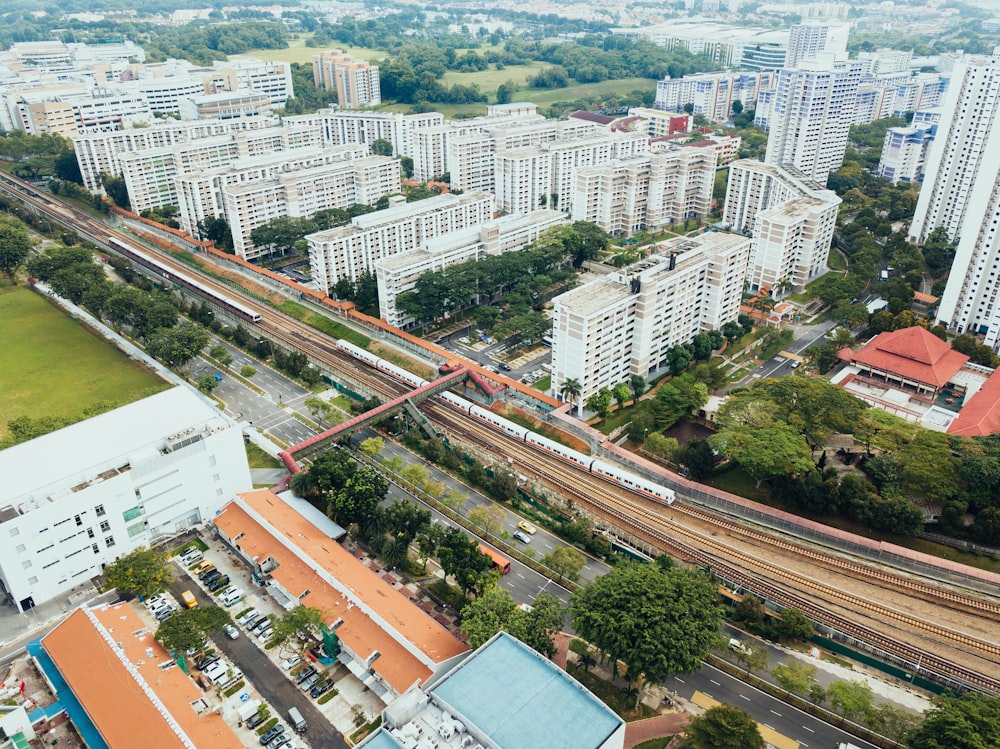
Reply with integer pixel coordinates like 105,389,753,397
674,677,685,684
801,726,814,733
710,680,721,686
770,710,782,716
739,694,751,701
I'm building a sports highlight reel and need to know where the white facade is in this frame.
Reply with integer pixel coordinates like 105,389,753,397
225,155,400,261
762,54,863,180
312,51,380,108
784,22,850,68
912,49,1000,349
877,121,936,184
611,21,789,69
307,191,495,291
654,71,775,123
551,233,751,404
571,149,716,236
0,387,251,612
724,159,840,292
376,209,568,328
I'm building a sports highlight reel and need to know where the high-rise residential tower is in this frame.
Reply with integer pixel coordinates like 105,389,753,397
910,49,1000,348
763,53,862,180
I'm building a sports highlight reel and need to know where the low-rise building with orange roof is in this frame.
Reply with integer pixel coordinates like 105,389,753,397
39,604,242,749
212,490,469,702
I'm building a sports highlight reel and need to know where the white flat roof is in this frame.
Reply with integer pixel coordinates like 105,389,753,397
1,386,231,507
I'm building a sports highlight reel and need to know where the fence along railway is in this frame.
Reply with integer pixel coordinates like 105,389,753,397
3,173,1000,695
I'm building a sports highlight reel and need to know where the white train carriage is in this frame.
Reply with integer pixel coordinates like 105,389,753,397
524,431,593,471
591,459,675,505
378,360,428,388
437,390,474,413
468,404,530,440
335,339,383,369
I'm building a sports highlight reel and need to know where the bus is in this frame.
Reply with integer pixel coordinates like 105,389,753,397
478,544,511,575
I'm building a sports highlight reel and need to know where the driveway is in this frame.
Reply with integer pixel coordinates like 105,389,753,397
167,579,348,749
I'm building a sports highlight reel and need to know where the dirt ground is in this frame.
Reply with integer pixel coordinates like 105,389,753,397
2,655,84,748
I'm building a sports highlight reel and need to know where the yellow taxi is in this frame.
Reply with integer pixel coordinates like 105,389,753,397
518,520,537,535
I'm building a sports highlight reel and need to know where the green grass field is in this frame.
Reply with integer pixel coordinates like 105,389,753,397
440,63,546,90
0,285,168,440
512,77,657,107
239,37,388,65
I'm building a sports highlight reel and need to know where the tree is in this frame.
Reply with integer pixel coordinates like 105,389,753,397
570,563,721,691
711,425,816,487
629,374,647,404
685,705,765,749
774,608,814,641
540,546,587,583
509,590,563,658
358,436,384,458
196,372,220,393
612,382,632,413
645,433,679,462
460,583,517,648
155,607,231,654
371,138,394,156
733,642,769,675
103,547,173,599
437,526,492,595
329,466,388,526
268,605,326,654
304,396,333,425
146,323,210,372
827,679,874,721
906,692,1000,749
100,173,129,208
0,218,32,283
585,387,613,419
678,438,715,480
772,660,817,695
468,503,506,538
560,377,582,404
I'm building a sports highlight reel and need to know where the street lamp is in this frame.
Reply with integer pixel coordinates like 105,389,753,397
643,428,648,446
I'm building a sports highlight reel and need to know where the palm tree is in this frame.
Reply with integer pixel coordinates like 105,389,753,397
560,378,582,403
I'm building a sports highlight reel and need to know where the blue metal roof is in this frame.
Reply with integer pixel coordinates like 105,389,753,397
429,632,623,749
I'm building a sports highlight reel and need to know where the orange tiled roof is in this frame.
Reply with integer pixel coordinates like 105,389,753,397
912,290,939,304
42,606,242,749
846,327,968,388
214,491,467,693
948,368,1000,437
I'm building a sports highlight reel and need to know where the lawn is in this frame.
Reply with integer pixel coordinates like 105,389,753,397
512,78,657,107
440,63,546,91
0,284,168,441
245,441,281,469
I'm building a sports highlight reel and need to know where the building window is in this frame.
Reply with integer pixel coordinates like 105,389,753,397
100,520,111,533
93,544,100,554
28,576,37,585
105,537,115,548
88,528,95,538
22,560,31,569
95,505,105,517
16,544,25,553
75,514,83,526
9,528,19,537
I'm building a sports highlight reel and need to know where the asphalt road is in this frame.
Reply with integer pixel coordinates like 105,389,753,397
167,578,348,749
671,663,877,749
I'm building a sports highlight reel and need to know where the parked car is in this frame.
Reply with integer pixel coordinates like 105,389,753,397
256,626,273,643
247,616,269,632
281,655,302,671
310,680,336,699
259,725,284,745
237,609,260,626
145,594,168,609
195,654,220,671
267,734,289,749
197,565,217,580
513,530,531,544
223,624,240,640
293,666,317,685
202,570,222,586
208,575,230,592
298,673,319,692
247,712,267,730
154,606,175,621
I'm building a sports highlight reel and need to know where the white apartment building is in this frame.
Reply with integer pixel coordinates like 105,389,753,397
852,72,948,125
307,191,495,291
72,117,277,193
784,21,850,68
206,59,294,107
857,48,914,75
298,109,444,157
376,209,568,328
911,49,1000,349
495,147,553,216
877,121,936,184
551,233,751,405
312,50,381,108
762,54,863,180
627,108,692,138
724,159,841,293
611,21,789,69
0,387,251,613
178,91,272,121
175,144,367,235
653,71,775,123
571,149,716,236
225,155,400,261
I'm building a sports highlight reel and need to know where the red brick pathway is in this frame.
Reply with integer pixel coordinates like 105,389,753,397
624,713,691,748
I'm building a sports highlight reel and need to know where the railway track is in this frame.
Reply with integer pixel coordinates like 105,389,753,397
431,406,1000,693
5,173,999,693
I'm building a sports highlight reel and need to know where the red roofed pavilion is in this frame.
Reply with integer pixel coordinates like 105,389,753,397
838,326,969,400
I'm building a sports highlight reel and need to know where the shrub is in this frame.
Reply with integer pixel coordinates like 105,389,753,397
223,680,245,697
257,718,278,736
317,689,339,705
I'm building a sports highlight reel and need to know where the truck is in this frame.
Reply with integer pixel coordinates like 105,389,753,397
181,590,198,609
288,706,307,734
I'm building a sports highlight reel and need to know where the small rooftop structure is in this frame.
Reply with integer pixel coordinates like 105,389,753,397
947,368,1000,436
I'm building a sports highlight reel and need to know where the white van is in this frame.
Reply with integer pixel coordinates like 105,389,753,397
221,588,245,607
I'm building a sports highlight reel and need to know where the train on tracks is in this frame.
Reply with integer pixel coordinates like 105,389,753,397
107,237,261,324
334,339,675,507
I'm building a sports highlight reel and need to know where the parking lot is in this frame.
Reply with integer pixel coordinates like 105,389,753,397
164,535,384,747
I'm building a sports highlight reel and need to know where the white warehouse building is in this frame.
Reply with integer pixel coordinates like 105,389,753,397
0,387,252,613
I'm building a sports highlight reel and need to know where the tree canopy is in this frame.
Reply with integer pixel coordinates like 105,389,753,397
460,586,563,657
103,547,173,599
685,704,765,749
0,217,32,283
906,692,1000,749
155,607,231,654
570,562,721,687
